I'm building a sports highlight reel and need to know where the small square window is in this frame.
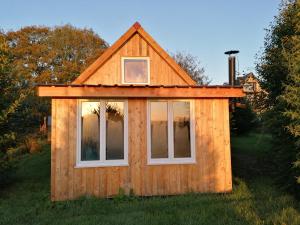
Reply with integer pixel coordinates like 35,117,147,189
122,57,150,84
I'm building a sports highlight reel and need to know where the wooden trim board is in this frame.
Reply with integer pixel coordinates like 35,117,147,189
37,86,245,98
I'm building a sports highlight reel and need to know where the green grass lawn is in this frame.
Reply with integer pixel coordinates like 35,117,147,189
0,133,300,225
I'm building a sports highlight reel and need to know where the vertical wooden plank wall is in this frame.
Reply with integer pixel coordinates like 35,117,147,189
51,98,232,201
84,34,189,86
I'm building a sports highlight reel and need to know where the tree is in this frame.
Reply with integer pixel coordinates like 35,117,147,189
256,0,300,195
6,25,108,84
231,102,257,135
280,0,300,185
0,25,108,186
4,25,108,133
0,31,22,186
0,31,23,150
172,51,210,85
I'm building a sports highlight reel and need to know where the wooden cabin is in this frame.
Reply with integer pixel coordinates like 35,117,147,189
37,22,244,201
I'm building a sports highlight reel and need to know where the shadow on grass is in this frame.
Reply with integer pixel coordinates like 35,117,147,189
231,132,300,225
231,132,275,179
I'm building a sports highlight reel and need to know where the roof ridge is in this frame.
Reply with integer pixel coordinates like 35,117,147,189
133,21,141,30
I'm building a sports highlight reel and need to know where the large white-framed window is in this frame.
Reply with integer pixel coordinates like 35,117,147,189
147,99,196,165
76,99,128,167
121,57,150,84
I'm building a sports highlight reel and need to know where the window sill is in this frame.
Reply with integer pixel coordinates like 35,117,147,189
75,162,129,168
147,159,196,166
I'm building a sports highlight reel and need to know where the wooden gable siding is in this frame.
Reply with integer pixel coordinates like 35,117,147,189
51,98,232,201
84,33,188,85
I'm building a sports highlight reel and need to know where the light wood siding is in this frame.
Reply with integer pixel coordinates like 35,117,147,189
84,34,188,85
51,98,232,201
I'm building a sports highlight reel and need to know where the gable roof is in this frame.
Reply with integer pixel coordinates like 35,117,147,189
72,22,196,85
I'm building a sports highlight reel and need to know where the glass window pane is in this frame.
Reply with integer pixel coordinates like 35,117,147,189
150,102,168,158
173,101,191,158
106,102,124,160
81,102,100,161
124,59,148,83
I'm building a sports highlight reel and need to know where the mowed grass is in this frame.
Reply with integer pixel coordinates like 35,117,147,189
0,133,300,225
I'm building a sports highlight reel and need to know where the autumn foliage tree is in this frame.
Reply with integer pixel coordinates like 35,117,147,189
1,25,108,141
0,25,108,163
0,31,22,185
6,25,108,84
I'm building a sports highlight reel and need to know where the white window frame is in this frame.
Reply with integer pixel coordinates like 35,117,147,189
121,57,150,85
147,99,196,165
76,99,128,168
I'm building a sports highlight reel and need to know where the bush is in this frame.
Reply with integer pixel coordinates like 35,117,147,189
231,102,258,135
0,133,47,188
24,134,45,154
0,154,16,187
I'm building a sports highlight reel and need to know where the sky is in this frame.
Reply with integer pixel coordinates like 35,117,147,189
0,0,281,84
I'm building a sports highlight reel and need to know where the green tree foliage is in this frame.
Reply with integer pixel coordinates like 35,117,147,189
172,51,210,85
280,1,300,185
256,0,300,195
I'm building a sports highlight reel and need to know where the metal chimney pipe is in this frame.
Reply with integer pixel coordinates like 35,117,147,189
228,56,236,86
225,50,239,86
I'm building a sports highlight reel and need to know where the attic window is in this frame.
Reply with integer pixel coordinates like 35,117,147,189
122,57,150,84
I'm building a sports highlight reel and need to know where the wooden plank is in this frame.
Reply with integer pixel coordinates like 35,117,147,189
140,33,148,56
132,34,139,56
128,99,142,195
73,168,82,198
219,99,227,192
37,86,245,98
72,99,81,198
148,46,155,84
213,99,225,192
68,100,76,199
55,99,62,199
206,99,215,192
86,168,94,196
126,34,133,56
62,99,70,200
223,99,232,192
54,99,68,200
54,99,61,200
195,99,204,192
51,99,56,201
93,169,99,196
140,100,147,196
98,168,107,197
81,168,87,197
138,34,142,56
